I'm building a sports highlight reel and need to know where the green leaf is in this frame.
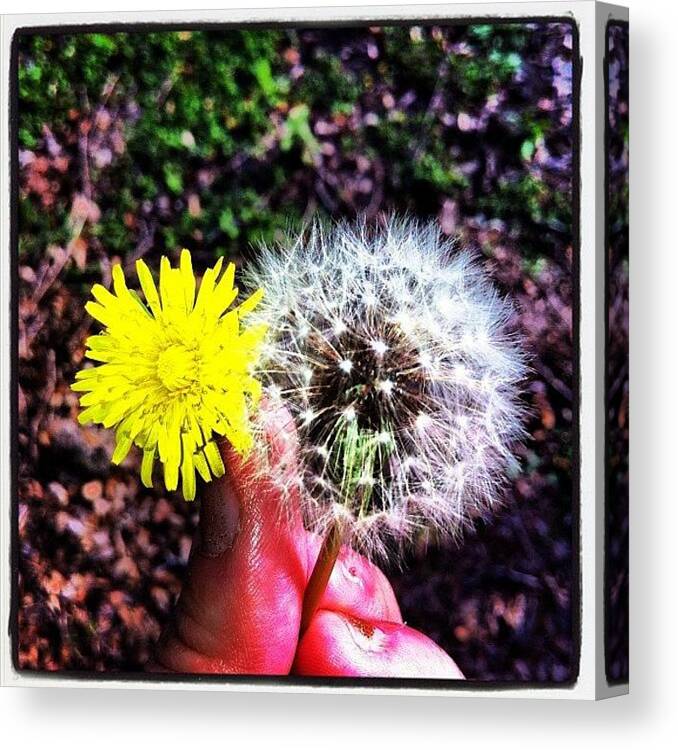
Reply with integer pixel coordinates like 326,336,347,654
163,163,183,195
252,58,277,101
280,104,320,163
218,207,239,239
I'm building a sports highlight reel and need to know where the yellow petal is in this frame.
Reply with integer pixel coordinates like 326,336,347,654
112,433,133,464
164,459,179,492
180,249,196,313
102,398,132,428
209,262,237,317
71,378,96,392
91,283,117,308
85,300,114,326
78,391,103,407
181,435,196,501
136,259,162,318
193,451,211,482
141,448,155,488
77,404,105,424
238,287,264,316
112,264,130,300
204,440,225,477
159,256,172,312
193,257,224,317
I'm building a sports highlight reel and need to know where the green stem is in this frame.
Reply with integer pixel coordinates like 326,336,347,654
299,519,343,636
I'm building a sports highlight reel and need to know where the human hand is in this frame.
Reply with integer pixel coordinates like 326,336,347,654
151,405,464,679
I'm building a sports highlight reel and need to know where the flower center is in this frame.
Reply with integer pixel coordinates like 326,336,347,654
157,344,198,392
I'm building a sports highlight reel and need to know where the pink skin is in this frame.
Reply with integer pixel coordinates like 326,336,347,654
152,405,464,679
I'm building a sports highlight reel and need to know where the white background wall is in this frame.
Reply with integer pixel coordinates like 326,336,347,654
2,0,675,746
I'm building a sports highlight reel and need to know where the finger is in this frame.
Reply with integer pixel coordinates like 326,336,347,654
306,534,402,624
198,401,304,559
292,610,464,679
153,404,308,675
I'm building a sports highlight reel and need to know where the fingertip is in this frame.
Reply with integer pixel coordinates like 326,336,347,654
206,399,304,547
219,400,299,504
293,610,464,679
197,468,240,558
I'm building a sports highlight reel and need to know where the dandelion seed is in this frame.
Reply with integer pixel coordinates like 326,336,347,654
377,379,394,396
453,364,469,381
419,351,434,369
72,249,266,501
339,359,353,374
266,384,282,401
436,295,455,316
363,288,378,306
402,456,418,472
395,311,414,333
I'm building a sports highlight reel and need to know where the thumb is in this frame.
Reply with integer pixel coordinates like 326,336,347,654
292,610,464,679
153,404,309,675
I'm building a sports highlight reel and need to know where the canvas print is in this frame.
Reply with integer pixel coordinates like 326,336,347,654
13,19,580,685
605,20,629,685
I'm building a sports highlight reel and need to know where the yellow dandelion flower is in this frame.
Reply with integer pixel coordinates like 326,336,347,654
72,249,266,501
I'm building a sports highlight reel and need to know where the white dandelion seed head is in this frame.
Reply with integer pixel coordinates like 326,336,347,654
245,217,527,560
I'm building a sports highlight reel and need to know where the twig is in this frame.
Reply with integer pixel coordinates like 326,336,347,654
533,361,572,402
78,88,93,200
124,219,158,271
364,155,385,218
412,56,450,163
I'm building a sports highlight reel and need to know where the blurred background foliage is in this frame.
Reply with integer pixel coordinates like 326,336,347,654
17,23,578,682
18,24,573,269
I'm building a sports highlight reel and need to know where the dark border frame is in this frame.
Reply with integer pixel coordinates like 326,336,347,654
603,18,630,687
9,14,582,691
